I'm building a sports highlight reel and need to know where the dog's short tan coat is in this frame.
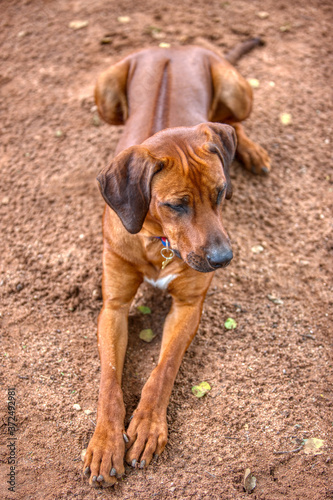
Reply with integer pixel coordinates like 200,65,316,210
84,43,270,487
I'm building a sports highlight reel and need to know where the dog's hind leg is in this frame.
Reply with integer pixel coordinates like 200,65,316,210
209,58,271,174
232,122,271,174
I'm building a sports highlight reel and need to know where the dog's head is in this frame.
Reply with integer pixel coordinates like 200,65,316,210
97,122,236,272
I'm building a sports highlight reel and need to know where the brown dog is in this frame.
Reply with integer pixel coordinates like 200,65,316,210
83,40,270,487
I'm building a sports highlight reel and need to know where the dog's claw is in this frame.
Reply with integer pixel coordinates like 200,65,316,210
92,475,97,482
84,466,90,476
123,433,129,443
139,459,146,469
131,459,137,468
97,474,104,482
110,467,117,476
261,166,269,174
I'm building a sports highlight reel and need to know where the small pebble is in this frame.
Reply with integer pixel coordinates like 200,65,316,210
257,11,269,19
73,404,81,411
251,245,264,254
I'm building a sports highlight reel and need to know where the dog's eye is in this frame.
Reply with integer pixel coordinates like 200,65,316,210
164,202,188,214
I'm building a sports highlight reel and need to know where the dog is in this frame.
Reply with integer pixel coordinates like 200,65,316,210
83,40,270,487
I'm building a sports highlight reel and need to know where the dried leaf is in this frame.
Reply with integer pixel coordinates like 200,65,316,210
303,438,324,455
81,448,86,462
244,468,256,493
139,329,156,342
137,305,152,315
225,318,237,329
192,381,211,398
100,36,112,44
152,31,165,40
248,78,260,88
117,16,130,23
69,20,89,30
267,294,284,305
280,113,292,125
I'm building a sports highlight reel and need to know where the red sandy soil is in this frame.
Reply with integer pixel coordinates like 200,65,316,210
0,0,332,499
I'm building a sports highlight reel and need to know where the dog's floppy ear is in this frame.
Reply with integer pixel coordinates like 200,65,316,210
97,146,164,234
203,122,237,200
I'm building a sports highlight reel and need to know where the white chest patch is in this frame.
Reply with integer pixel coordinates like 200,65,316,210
144,274,177,290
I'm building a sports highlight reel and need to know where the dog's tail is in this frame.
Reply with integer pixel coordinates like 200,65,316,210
225,37,264,65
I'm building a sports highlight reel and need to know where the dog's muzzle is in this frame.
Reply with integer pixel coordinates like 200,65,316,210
186,249,232,273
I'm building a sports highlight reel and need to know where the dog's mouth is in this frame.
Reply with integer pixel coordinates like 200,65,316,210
185,252,216,273
185,251,232,273
164,238,232,273
173,248,182,259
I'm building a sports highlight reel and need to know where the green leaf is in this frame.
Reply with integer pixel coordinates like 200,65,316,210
224,318,237,329
137,305,151,315
139,329,156,343
191,381,211,398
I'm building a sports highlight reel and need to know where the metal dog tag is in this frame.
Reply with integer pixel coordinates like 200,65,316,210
161,240,174,269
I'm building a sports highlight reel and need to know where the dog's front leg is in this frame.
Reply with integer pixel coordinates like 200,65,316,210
125,284,211,468
84,251,142,487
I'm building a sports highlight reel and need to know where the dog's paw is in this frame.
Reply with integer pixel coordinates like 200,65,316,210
125,408,168,468
237,140,271,175
83,423,126,488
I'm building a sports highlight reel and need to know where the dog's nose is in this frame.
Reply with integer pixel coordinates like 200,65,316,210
207,248,233,269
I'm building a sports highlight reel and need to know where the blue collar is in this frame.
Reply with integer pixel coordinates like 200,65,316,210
157,237,169,247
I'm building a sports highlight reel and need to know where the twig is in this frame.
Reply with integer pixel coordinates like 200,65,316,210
206,472,217,478
273,443,304,455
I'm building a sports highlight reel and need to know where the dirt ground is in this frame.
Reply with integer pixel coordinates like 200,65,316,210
1,0,332,498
